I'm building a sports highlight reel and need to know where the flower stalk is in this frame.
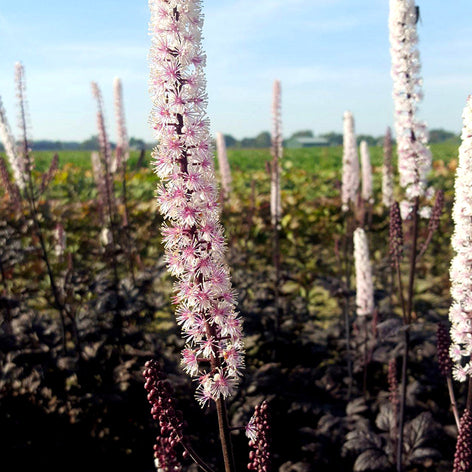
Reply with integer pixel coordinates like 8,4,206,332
148,2,244,471
216,132,232,201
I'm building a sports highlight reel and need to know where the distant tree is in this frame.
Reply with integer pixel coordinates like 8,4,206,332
290,130,314,139
240,137,256,148
357,135,378,147
320,132,343,146
223,134,238,148
254,131,271,148
80,135,100,150
129,136,146,149
429,128,459,143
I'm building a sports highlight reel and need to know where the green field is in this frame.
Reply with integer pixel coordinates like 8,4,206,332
31,141,460,173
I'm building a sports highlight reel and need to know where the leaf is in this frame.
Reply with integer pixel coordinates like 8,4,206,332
375,403,396,433
353,449,390,471
344,430,382,452
281,280,301,295
408,447,441,463
404,412,434,452
346,397,368,416
377,318,402,340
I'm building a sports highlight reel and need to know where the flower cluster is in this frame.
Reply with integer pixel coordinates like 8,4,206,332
389,0,431,209
437,322,452,378
149,0,244,405
113,77,130,172
216,131,232,200
0,94,25,190
360,140,373,204
389,201,404,268
382,127,394,207
246,401,271,472
341,111,359,211
453,409,472,472
353,227,374,317
143,359,187,472
388,358,399,407
15,62,33,175
270,79,282,227
53,223,66,258
0,157,21,212
449,95,472,381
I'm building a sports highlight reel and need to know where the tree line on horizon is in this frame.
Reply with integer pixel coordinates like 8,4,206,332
0,128,459,152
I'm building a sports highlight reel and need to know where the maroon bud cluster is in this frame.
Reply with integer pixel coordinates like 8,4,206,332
388,358,399,407
143,359,187,472
0,157,21,213
429,189,444,232
248,401,271,472
453,409,472,472
437,322,453,377
389,201,403,267
40,153,59,194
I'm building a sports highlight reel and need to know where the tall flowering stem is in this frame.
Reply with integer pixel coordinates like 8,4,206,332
360,141,373,205
449,95,472,386
148,2,244,471
360,140,373,227
389,0,431,209
340,110,359,398
353,227,374,394
270,79,282,227
270,79,283,358
215,132,232,200
91,82,124,343
113,77,135,282
8,63,76,354
15,62,34,188
91,82,117,236
353,228,374,318
341,111,359,213
113,77,130,172
0,96,25,191
389,2,432,468
382,127,394,208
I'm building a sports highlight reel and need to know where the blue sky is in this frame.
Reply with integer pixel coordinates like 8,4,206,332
1,0,471,143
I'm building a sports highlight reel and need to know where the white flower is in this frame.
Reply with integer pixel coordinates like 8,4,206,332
353,228,374,316
360,140,373,203
448,94,472,381
215,131,232,199
389,0,431,201
149,0,244,403
341,111,359,210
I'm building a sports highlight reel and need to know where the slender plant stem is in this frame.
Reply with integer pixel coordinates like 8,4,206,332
363,317,369,397
396,328,409,472
25,169,71,351
343,208,354,400
466,377,472,412
0,257,13,335
182,443,217,472
446,376,461,430
396,197,420,472
272,183,281,361
120,156,136,284
216,397,237,472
